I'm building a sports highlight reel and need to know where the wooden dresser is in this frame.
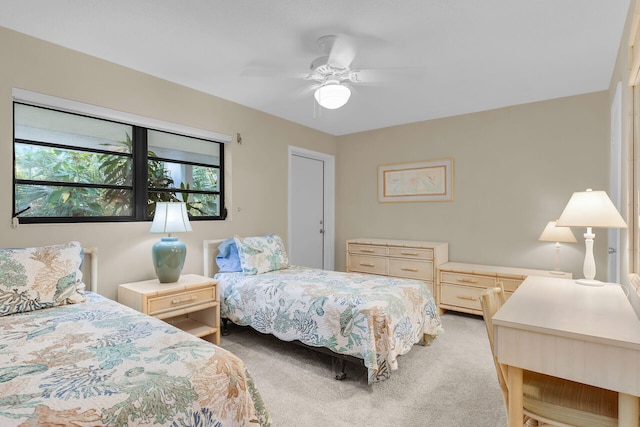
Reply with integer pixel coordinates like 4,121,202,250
346,238,448,295
437,262,572,315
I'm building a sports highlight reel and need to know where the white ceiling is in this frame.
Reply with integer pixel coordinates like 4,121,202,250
0,0,631,136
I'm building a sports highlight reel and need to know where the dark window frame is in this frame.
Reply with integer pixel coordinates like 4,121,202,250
13,102,226,224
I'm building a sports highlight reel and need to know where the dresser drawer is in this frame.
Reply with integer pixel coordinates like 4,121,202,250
440,271,496,288
440,283,484,311
348,244,387,256
388,247,433,260
388,258,433,280
147,287,216,317
348,254,386,275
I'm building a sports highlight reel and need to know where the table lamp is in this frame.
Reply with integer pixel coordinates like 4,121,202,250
556,189,627,286
150,202,192,283
538,220,577,274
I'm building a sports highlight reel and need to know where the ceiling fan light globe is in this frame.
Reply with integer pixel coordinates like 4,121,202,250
314,84,351,109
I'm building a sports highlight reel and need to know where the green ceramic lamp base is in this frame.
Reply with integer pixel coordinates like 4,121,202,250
152,237,187,283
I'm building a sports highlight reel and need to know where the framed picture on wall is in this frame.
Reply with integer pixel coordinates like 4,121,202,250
378,158,454,202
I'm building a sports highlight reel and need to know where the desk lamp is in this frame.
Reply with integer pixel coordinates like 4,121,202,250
150,202,192,283
538,220,577,274
556,189,626,286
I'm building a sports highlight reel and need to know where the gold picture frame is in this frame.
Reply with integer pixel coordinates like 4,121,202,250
378,158,454,202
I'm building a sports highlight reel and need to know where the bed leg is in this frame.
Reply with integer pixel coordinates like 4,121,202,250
335,358,347,380
221,318,230,336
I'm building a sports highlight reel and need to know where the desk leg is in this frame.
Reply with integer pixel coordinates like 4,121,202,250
618,393,639,427
507,365,524,427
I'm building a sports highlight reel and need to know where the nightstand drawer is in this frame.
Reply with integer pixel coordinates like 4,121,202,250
348,254,386,275
348,244,387,256
440,271,496,288
388,247,433,260
147,287,215,317
388,258,432,280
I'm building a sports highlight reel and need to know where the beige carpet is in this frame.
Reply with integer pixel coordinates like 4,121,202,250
221,312,506,427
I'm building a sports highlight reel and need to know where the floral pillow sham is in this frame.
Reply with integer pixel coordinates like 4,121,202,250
0,241,86,316
234,234,289,275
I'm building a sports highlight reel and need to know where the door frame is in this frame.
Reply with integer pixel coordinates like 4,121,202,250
288,146,335,270
609,81,622,283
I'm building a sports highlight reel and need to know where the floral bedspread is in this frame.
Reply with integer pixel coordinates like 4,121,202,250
0,292,270,427
216,266,443,383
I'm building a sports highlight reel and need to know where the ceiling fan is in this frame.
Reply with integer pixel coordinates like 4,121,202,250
305,34,380,110
243,33,422,110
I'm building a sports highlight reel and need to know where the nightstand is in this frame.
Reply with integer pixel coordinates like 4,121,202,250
118,274,220,345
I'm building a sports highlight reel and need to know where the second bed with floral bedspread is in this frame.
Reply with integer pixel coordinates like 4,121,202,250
216,265,443,384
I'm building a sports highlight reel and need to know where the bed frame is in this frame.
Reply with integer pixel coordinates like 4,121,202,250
82,247,99,293
202,239,360,380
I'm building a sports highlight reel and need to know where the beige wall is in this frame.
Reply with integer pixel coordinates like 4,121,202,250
0,27,337,300
335,92,610,279
0,17,624,298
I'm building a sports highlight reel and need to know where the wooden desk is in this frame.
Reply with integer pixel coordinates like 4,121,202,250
493,276,640,427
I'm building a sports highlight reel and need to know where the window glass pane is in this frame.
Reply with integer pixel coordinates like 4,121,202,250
147,192,219,217
16,184,133,217
147,160,218,191
187,193,220,217
15,104,132,154
148,130,220,165
192,165,219,191
15,143,132,186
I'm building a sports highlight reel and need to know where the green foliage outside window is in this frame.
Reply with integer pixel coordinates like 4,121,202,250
15,138,133,217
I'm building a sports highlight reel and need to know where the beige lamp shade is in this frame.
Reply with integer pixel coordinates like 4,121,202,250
149,202,193,234
556,189,627,229
538,221,577,243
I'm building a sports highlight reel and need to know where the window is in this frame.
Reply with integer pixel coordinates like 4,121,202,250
13,103,225,223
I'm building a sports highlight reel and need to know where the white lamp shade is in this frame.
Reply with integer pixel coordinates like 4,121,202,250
150,202,193,233
538,220,577,243
556,189,627,229
314,83,351,109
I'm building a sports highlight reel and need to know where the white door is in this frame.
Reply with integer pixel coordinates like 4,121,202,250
609,82,622,283
288,147,335,270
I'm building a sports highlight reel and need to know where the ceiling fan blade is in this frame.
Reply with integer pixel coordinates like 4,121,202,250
328,33,357,70
241,63,309,79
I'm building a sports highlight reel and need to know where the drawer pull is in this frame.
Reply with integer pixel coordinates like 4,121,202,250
401,268,419,272
171,296,197,305
400,251,419,256
457,295,476,301
359,249,376,253
457,278,478,284
359,263,375,267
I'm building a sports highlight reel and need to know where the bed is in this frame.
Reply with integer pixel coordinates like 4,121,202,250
0,241,270,427
203,236,443,384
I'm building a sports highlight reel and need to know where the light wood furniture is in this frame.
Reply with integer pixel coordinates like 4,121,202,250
437,262,572,315
481,284,620,427
493,276,640,427
118,274,220,345
346,238,448,295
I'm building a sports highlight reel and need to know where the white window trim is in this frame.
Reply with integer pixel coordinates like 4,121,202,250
12,88,231,143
